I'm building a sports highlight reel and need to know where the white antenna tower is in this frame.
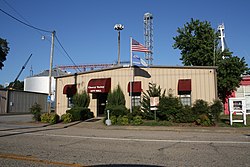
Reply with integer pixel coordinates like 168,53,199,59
30,65,33,76
144,12,153,65
218,23,225,52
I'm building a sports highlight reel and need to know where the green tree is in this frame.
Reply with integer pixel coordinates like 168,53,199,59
0,38,10,70
72,90,90,108
173,18,217,66
216,50,248,102
106,84,127,117
7,80,24,90
173,18,249,102
106,84,125,107
141,82,166,119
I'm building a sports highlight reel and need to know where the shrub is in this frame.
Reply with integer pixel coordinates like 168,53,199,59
72,91,90,108
121,115,129,125
110,115,117,125
210,99,223,123
158,94,183,121
106,84,126,106
61,113,73,123
131,106,143,117
41,113,50,123
105,105,128,118
30,103,42,121
116,115,129,125
175,105,195,123
132,115,143,125
66,107,94,121
141,83,166,120
192,99,213,126
49,113,59,124
192,99,209,116
40,113,59,124
196,114,212,126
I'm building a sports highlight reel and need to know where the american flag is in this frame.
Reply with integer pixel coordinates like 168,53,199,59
131,39,151,52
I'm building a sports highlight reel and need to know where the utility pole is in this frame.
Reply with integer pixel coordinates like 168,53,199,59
48,30,55,113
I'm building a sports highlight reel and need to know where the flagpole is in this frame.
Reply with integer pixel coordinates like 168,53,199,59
130,37,133,113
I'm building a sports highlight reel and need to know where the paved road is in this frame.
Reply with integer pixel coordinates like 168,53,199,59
0,115,249,167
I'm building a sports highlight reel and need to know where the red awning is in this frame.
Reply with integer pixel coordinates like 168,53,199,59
127,81,142,93
178,79,191,92
63,84,77,97
87,78,111,93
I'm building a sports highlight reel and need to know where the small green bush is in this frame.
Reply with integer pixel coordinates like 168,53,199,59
196,114,212,126
110,115,117,125
158,94,183,121
132,115,143,125
66,107,94,121
41,113,50,123
192,99,209,116
105,105,128,118
29,103,42,121
116,115,129,125
131,106,144,117
72,91,90,108
49,113,59,124
121,115,129,125
40,113,59,124
106,84,126,106
61,113,73,123
67,107,83,121
210,99,223,123
175,105,195,123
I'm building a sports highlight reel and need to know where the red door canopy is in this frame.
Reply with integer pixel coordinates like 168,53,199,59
87,78,111,93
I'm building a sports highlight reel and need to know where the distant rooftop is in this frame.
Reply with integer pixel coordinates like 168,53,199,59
31,68,69,77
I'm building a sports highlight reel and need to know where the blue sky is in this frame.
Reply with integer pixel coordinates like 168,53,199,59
1,0,250,86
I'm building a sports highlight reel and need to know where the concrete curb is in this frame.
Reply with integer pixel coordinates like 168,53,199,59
1,115,250,134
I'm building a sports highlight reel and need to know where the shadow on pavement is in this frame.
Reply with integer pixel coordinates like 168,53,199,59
0,123,52,131
91,164,163,167
0,121,83,138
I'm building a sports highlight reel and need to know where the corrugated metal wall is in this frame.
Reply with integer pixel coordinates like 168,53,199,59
0,90,7,114
56,66,217,117
0,90,48,114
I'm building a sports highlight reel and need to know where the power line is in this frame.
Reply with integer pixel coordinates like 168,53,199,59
1,6,80,73
2,0,46,38
0,8,52,33
2,0,30,26
55,35,81,72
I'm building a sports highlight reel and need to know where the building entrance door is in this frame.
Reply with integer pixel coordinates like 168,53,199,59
97,93,108,117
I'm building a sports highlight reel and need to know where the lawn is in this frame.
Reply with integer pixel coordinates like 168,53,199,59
141,114,250,127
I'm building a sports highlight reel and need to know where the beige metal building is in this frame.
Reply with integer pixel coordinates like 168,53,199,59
55,66,217,117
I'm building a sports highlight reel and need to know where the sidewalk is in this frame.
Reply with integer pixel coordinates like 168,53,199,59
1,114,250,134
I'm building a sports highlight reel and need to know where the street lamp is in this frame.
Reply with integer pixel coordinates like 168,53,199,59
114,24,124,65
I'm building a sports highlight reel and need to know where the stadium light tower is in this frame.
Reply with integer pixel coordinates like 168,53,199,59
114,24,124,65
144,13,153,65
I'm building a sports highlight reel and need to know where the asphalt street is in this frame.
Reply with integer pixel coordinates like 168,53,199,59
0,114,249,167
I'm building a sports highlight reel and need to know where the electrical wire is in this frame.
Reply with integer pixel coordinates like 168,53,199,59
1,6,80,73
55,35,81,72
2,0,46,38
0,8,52,33
2,0,31,27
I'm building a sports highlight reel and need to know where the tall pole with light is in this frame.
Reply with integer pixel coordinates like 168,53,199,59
114,24,124,65
48,30,56,113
